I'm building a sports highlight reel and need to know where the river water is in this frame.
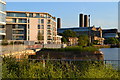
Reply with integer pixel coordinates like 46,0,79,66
100,48,120,70
100,48,119,60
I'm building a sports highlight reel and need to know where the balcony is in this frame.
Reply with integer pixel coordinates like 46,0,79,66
47,22,52,24
6,21,14,24
0,30,5,33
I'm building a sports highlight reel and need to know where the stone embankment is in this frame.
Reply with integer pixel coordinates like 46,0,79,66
1,49,41,59
29,49,104,61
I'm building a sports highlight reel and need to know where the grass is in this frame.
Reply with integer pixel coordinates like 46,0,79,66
2,57,119,79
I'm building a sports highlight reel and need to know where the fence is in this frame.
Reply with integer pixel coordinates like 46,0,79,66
1,45,27,54
16,59,120,70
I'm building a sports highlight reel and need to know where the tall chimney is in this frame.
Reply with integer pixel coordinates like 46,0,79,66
79,14,84,27
57,18,61,29
84,15,89,27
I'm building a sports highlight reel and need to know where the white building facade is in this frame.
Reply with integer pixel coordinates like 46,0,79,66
0,0,6,40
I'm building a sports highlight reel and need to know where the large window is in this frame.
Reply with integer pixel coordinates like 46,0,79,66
29,13,33,17
13,30,24,34
12,24,26,29
13,36,24,40
7,13,27,17
35,13,40,18
18,19,27,23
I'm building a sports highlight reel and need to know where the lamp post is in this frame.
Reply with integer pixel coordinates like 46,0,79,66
88,15,91,46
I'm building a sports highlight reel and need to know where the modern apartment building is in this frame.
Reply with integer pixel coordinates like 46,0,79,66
6,11,62,44
0,0,6,40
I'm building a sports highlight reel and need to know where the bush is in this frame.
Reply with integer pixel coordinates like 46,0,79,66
42,46,98,52
104,38,120,45
14,41,23,44
10,41,14,45
2,57,119,79
78,35,89,46
1,39,8,45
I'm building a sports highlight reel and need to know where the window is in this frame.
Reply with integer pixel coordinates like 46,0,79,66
29,13,33,17
44,14,47,18
41,25,44,29
13,36,24,40
7,12,27,17
38,25,40,29
18,19,27,23
42,30,44,34
47,25,51,29
0,30,5,33
38,30,40,33
12,18,16,23
13,30,24,34
36,13,40,18
47,20,51,24
41,19,44,23
38,19,40,23
0,25,4,28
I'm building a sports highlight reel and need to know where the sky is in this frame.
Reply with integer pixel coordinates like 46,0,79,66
6,2,118,29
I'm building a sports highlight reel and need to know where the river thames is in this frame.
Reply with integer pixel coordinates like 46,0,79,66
100,48,120,69
100,48,119,60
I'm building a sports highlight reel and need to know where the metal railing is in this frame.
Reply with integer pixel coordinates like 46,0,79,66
13,59,120,70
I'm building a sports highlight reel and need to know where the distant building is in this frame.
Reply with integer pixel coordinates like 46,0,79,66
58,26,104,45
0,0,6,40
6,11,62,44
68,37,78,46
102,29,119,39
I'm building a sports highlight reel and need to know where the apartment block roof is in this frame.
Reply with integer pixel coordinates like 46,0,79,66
6,11,56,19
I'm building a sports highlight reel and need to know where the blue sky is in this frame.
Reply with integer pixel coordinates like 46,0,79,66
6,2,118,29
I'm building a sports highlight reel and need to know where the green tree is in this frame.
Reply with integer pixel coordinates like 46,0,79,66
62,30,77,38
61,30,77,43
104,38,119,44
93,40,99,45
1,38,8,45
37,31,43,40
61,37,67,43
78,35,89,46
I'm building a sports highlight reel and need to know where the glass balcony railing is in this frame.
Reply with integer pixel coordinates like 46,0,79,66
13,33,24,34
0,30,5,33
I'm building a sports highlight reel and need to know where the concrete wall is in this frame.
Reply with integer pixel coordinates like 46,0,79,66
44,19,47,44
29,18,38,41
6,24,12,40
44,44,62,48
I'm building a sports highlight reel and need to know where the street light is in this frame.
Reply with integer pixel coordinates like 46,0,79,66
88,15,91,46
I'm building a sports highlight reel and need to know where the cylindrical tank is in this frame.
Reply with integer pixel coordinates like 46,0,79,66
79,14,84,27
57,18,61,29
84,15,89,27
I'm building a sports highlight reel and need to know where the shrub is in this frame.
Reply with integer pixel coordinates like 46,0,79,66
2,57,119,79
1,39,8,45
